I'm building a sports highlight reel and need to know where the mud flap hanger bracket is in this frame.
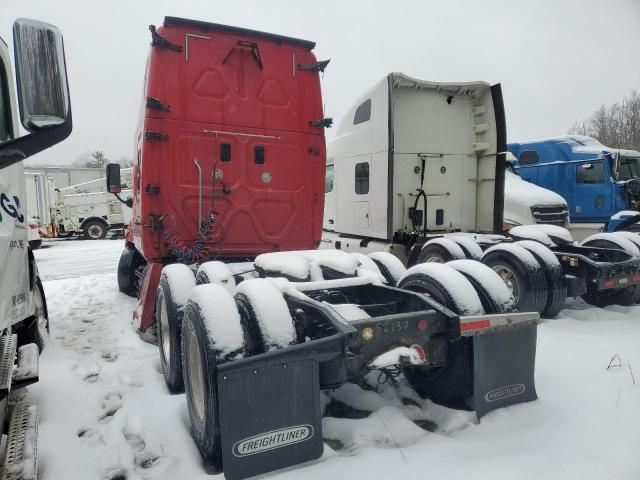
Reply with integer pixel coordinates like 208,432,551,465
149,25,183,52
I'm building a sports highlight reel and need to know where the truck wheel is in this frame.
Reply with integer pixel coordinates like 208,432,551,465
514,240,567,319
234,279,295,353
481,244,548,315
367,252,406,286
448,235,483,261
418,238,466,264
397,263,483,407
350,252,382,275
156,264,195,393
397,263,484,316
196,261,236,294
117,243,146,297
609,231,640,250
83,219,108,240
580,233,640,256
447,259,516,313
181,286,246,475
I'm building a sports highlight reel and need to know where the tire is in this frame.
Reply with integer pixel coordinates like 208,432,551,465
234,279,295,353
195,261,236,294
609,231,640,250
17,277,49,353
181,286,246,474
157,264,195,393
117,244,146,297
28,239,42,250
580,233,640,256
448,235,483,260
397,263,483,407
367,252,406,286
417,238,466,264
82,219,108,240
481,244,548,315
446,259,516,313
514,240,567,319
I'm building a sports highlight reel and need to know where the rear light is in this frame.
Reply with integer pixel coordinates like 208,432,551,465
410,344,425,362
28,223,38,229
416,319,428,332
603,279,616,288
632,274,640,282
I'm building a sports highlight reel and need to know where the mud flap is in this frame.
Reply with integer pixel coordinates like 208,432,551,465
472,323,538,418
217,357,324,480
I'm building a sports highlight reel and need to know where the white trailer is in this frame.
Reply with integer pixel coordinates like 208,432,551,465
0,18,72,479
322,73,640,317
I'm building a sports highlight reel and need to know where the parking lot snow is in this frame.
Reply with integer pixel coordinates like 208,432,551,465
33,239,640,480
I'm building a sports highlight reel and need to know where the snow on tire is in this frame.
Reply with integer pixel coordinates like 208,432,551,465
234,278,295,352
156,264,195,393
447,235,483,260
367,252,406,286
417,238,466,264
481,243,548,315
581,233,640,256
397,263,484,316
181,285,246,474
609,231,640,252
446,259,516,313
196,261,236,294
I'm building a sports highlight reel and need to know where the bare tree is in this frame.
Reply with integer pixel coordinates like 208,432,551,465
569,91,640,151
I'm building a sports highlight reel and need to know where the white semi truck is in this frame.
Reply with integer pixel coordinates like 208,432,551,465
322,73,640,314
0,18,72,478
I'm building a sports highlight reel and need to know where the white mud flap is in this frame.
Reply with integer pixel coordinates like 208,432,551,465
463,317,538,418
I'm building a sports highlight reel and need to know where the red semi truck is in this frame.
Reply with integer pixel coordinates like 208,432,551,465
107,17,539,480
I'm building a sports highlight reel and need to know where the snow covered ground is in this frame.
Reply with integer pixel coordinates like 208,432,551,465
32,239,640,480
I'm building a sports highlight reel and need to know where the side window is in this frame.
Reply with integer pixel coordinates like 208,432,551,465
355,162,369,194
519,151,539,165
0,63,12,143
353,99,371,125
576,162,605,184
325,164,334,193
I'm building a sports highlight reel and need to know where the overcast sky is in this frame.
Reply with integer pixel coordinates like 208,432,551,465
1,0,639,166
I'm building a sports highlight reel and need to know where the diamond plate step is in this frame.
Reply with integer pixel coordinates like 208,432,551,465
0,403,38,480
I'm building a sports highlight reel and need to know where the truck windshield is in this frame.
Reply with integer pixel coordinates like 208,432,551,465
617,156,640,181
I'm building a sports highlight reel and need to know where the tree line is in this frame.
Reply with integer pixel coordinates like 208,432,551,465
570,90,640,151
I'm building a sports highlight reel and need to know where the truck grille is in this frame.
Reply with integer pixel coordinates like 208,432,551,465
531,204,568,226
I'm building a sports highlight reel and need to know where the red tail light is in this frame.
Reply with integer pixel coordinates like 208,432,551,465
603,279,616,288
416,319,428,332
28,223,38,229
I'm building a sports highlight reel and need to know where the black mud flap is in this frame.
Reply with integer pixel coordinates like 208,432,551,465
217,356,325,480
472,324,538,418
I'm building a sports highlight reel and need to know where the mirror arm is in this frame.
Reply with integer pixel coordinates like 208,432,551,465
113,192,133,208
0,109,72,170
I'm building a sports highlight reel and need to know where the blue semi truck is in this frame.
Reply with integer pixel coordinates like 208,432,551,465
507,135,640,238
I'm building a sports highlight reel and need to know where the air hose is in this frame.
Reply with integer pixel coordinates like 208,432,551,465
412,155,428,236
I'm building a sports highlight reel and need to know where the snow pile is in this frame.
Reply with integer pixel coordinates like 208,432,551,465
368,347,424,369
528,224,574,244
400,263,484,315
13,344,39,381
236,278,295,349
188,284,245,358
326,303,371,322
255,250,360,281
509,225,554,246
162,264,195,305
422,238,466,259
447,260,515,311
196,261,236,294
581,233,640,256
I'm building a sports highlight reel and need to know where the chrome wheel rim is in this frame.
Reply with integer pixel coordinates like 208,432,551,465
187,327,205,422
492,265,520,301
159,292,171,365
425,255,444,263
